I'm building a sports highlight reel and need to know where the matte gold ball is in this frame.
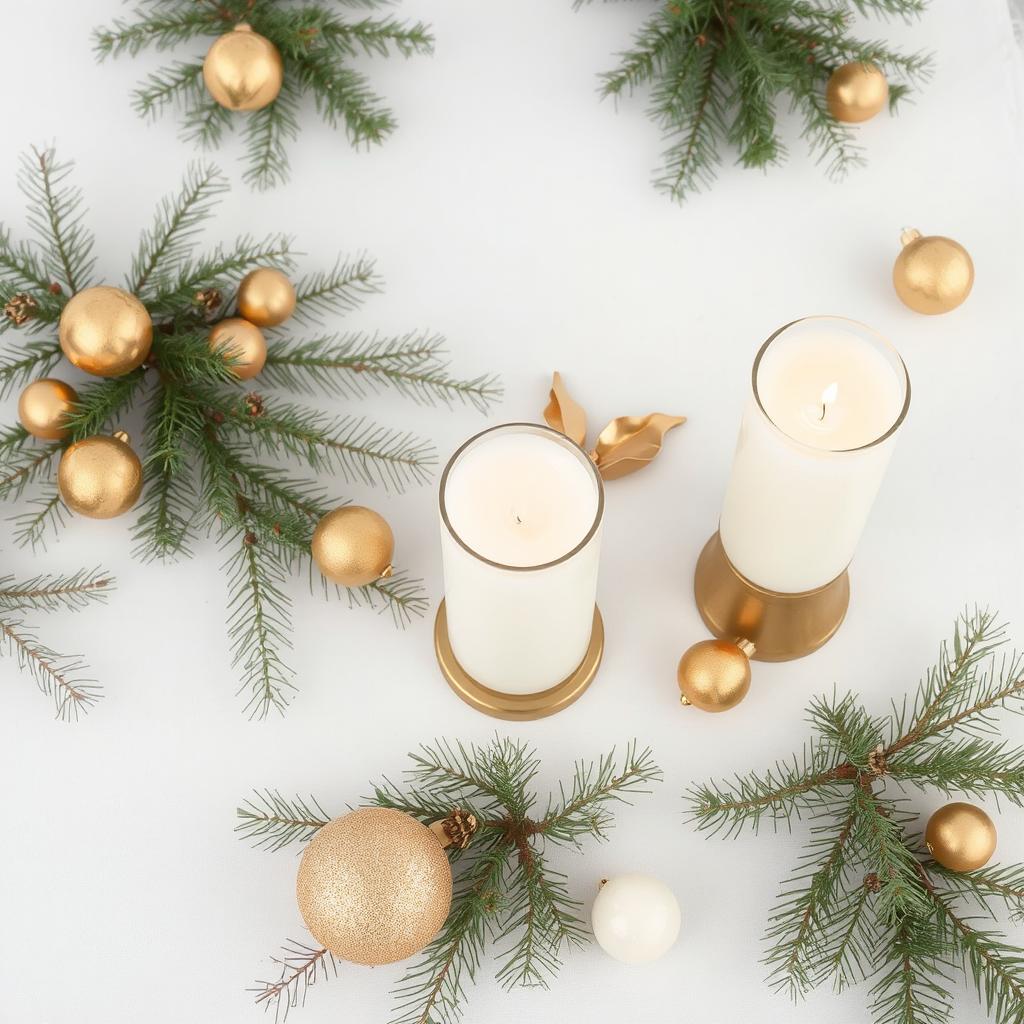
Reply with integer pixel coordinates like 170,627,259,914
893,228,974,315
826,62,889,123
237,268,296,327
203,24,283,112
58,433,143,519
296,808,452,966
677,639,752,713
208,318,267,380
311,506,394,587
18,378,78,440
926,802,997,873
58,286,153,377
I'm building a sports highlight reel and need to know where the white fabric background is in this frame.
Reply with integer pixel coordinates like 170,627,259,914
1,2,1023,1022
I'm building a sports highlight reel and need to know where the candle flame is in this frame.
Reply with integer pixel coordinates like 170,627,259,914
818,382,839,421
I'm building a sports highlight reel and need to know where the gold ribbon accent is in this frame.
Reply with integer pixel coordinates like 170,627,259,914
543,371,685,480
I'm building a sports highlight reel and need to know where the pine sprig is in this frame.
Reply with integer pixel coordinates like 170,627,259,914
578,0,933,201
94,1,435,188
685,607,1024,1023
0,149,498,716
243,738,662,1024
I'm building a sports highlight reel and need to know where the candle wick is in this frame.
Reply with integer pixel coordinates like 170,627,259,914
818,402,826,422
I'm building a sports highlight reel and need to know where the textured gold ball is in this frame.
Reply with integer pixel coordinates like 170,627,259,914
826,62,889,123
296,808,452,966
203,24,283,111
312,506,394,587
58,434,143,519
237,268,296,327
677,639,752,713
58,286,153,377
208,318,267,380
18,378,78,440
893,229,974,315
926,802,997,873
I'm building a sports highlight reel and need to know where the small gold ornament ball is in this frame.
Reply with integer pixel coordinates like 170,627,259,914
296,808,452,966
57,433,143,519
203,23,283,112
237,268,296,327
58,286,153,377
925,802,997,873
826,62,889,123
893,228,975,315
311,506,395,587
18,378,78,440
208,318,267,380
677,639,752,713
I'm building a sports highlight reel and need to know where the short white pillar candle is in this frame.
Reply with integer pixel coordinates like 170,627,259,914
439,423,603,694
719,317,910,594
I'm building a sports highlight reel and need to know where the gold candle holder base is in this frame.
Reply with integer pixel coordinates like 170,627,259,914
434,601,604,721
694,532,849,662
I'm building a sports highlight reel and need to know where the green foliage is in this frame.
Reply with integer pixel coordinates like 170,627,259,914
685,608,1024,1023
0,149,499,718
0,567,113,720
94,0,434,189
240,738,662,1023
577,0,933,201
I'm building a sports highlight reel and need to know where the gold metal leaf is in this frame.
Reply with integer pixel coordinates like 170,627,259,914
543,372,587,447
591,413,686,481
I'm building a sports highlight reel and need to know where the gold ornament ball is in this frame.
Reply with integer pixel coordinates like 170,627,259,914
58,433,143,519
893,228,974,315
826,62,889,123
311,506,394,587
237,268,296,327
296,807,452,966
925,802,997,873
677,639,752,713
203,23,283,112
58,285,153,378
18,378,78,440
208,318,267,380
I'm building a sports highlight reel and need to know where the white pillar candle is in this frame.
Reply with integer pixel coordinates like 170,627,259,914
439,423,603,694
719,317,910,594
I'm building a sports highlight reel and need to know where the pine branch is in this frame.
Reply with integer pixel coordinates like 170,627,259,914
289,254,382,324
0,341,63,398
251,939,337,1023
869,915,956,1024
132,60,205,122
0,568,112,613
64,372,148,442
93,8,224,57
236,790,332,852
0,428,62,502
242,80,301,192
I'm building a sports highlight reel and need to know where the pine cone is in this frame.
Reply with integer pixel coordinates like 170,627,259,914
867,744,888,777
4,292,38,326
244,392,265,418
194,287,223,315
864,872,882,893
431,809,479,850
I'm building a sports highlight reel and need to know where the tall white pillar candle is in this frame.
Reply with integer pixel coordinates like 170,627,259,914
719,317,910,594
439,423,603,694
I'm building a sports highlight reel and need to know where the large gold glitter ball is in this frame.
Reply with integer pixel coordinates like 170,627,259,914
296,808,453,966
311,506,394,587
18,378,78,440
58,286,153,377
893,228,974,315
826,62,888,123
58,433,143,519
677,639,752,713
925,802,997,873
203,24,283,112
237,268,296,327
208,318,267,380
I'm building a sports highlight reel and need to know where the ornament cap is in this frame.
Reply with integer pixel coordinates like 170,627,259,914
900,227,923,247
113,429,130,444
234,22,253,32
428,809,479,851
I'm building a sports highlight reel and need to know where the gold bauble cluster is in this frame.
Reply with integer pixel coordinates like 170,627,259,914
58,285,152,377
311,506,394,588
203,24,283,112
677,639,753,713
826,62,888,123
893,228,974,315
57,432,143,519
296,808,452,966
926,802,997,873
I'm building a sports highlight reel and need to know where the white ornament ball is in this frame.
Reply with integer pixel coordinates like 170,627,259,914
591,873,681,965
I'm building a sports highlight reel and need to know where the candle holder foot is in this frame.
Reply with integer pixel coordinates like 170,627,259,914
434,602,604,720
694,532,849,662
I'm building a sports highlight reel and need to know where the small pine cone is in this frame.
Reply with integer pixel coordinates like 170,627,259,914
243,531,257,546
194,287,223,315
867,744,888,777
244,392,265,418
4,292,38,326
864,873,882,893
48,282,62,295
431,809,479,850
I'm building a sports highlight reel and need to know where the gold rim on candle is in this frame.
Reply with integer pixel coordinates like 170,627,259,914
438,422,606,573
751,316,911,455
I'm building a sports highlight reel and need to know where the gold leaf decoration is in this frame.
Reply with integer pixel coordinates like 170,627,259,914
591,413,686,481
543,372,587,447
